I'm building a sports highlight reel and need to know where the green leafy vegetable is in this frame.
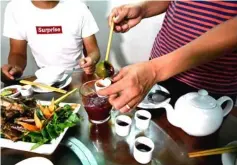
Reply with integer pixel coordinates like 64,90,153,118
31,139,48,150
20,104,81,150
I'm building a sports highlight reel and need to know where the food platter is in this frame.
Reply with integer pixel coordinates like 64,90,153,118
1,137,98,165
0,100,81,155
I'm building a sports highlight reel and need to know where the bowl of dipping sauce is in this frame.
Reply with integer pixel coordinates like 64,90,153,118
133,136,155,164
135,110,151,130
20,85,33,97
115,115,132,137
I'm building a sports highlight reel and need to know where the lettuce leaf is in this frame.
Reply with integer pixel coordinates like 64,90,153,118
20,104,80,150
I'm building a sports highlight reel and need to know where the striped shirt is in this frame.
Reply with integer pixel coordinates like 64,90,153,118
151,1,237,95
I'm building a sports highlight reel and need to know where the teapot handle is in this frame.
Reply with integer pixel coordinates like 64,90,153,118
217,96,234,117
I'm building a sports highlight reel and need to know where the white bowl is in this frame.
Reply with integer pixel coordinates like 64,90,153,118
222,141,237,165
20,85,33,97
15,157,53,165
35,67,65,84
0,85,21,98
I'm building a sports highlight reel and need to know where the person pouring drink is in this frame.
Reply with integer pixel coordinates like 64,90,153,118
98,1,237,112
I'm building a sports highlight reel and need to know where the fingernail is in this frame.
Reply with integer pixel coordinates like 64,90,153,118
113,16,118,22
80,60,85,65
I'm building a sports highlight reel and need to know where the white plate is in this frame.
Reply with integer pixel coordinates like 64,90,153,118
0,85,21,98
32,75,72,93
222,141,237,165
0,100,81,155
137,84,171,109
16,157,53,165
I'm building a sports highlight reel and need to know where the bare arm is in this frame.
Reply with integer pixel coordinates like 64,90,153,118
1,39,27,80
98,16,237,112
140,1,171,18
80,34,100,74
153,16,237,82
109,1,170,32
83,34,100,63
8,39,27,70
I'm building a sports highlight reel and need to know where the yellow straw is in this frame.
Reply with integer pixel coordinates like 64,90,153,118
20,80,67,94
55,88,78,104
105,19,115,61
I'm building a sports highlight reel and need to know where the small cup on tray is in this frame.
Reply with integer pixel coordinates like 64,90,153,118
20,85,33,98
115,115,132,137
135,110,151,130
133,136,155,164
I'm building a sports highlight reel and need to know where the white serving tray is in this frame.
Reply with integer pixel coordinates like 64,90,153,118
0,100,81,155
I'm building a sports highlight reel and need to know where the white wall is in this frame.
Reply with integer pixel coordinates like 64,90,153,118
0,0,165,75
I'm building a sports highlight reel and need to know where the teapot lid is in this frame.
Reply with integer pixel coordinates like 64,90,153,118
185,89,216,109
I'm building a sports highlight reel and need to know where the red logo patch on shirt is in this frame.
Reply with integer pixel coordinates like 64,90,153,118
36,26,63,34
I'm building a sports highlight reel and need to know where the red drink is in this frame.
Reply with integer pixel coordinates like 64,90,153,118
83,93,112,121
80,80,112,124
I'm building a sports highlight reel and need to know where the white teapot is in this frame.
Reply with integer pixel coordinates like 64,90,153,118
162,89,234,137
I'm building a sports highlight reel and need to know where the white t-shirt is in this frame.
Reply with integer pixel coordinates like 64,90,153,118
3,0,99,70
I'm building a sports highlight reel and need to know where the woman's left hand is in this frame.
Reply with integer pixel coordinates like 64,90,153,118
98,61,159,113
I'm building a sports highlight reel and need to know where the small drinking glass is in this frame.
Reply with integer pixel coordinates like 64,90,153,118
80,80,112,124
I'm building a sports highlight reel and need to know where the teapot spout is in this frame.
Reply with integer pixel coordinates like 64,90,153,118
163,103,180,128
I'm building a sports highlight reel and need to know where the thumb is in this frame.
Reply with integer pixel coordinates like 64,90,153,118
9,67,17,75
2,65,14,80
114,14,125,24
113,8,129,24
79,58,91,68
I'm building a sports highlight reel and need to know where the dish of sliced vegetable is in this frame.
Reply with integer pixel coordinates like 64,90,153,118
1,88,18,96
0,96,81,150
0,85,21,98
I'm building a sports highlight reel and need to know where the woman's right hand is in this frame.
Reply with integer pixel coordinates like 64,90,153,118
109,4,144,33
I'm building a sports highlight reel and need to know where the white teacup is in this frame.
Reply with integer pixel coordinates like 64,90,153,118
133,136,155,164
20,85,33,97
115,115,132,137
135,110,151,130
94,78,112,97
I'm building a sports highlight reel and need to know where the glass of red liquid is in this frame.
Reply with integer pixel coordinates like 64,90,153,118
80,80,112,124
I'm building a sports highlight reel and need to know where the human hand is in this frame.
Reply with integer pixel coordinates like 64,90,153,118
98,61,158,113
109,4,144,33
1,64,23,80
79,57,97,75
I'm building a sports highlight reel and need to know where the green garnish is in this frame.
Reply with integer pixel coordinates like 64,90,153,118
21,104,80,150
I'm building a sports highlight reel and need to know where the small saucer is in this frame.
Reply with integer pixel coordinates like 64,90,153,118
137,84,170,109
222,141,237,165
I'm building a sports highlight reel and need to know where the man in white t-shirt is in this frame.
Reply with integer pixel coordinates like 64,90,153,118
1,0,100,81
